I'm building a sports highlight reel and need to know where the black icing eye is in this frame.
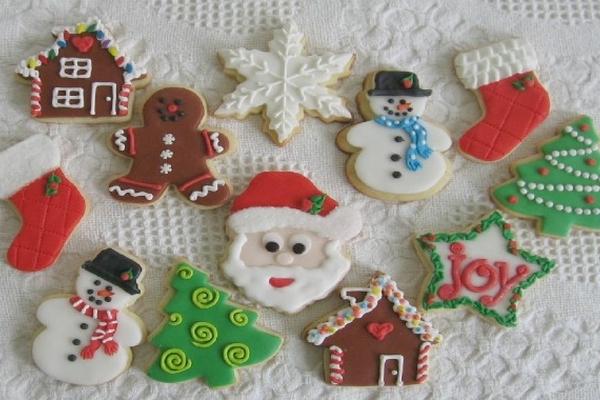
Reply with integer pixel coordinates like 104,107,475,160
292,243,306,254
105,297,112,302
177,111,185,117
265,241,280,253
402,112,408,116
387,98,394,104
407,107,413,112
88,296,95,302
86,289,93,294
158,97,165,103
94,280,101,286
95,300,103,305
106,286,112,291
400,99,406,104
174,99,183,105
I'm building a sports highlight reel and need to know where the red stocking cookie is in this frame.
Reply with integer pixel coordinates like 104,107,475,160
0,134,86,272
108,87,235,208
455,39,550,162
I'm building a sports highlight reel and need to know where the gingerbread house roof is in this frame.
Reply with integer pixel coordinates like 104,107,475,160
16,17,146,84
306,272,442,346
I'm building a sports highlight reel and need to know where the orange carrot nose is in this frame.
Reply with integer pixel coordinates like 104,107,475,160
396,102,412,111
97,289,114,297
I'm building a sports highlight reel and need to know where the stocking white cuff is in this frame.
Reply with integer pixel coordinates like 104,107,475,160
455,38,538,89
0,134,60,198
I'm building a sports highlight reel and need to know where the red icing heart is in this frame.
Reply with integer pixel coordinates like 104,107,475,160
269,277,295,288
71,36,95,53
367,322,394,341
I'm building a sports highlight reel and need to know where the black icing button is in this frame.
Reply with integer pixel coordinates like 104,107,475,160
80,323,88,330
390,154,401,161
67,354,77,362
72,339,81,345
392,171,402,179
394,136,404,143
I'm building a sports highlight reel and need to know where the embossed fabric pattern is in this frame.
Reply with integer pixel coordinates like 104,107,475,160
0,0,599,399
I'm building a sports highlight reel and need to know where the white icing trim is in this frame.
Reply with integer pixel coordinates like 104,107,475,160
340,287,369,301
210,132,224,153
162,133,175,145
52,87,84,108
189,180,225,201
455,38,538,89
379,355,404,386
114,129,127,151
90,82,117,116
0,134,60,198
59,57,92,79
159,163,172,175
227,205,362,241
109,185,153,200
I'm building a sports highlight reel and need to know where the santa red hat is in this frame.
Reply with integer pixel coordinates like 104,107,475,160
227,172,362,240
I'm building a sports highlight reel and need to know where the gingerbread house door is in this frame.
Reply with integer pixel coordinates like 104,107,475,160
378,354,404,386
90,82,117,116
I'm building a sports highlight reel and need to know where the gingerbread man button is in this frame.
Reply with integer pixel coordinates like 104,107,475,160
108,87,235,208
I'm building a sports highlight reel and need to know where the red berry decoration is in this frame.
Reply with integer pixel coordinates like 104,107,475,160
525,77,535,87
120,272,130,281
581,124,590,132
402,75,413,89
508,195,518,204
537,167,549,176
585,158,597,166
585,195,595,204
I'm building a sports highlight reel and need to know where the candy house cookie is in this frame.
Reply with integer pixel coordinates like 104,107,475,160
32,248,145,385
16,17,149,123
455,38,550,162
108,86,235,208
337,70,452,202
492,115,600,237
216,22,354,146
0,134,86,272
147,261,282,388
305,272,442,386
414,211,555,327
221,171,363,313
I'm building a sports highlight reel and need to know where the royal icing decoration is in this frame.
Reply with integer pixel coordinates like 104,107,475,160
455,38,550,162
216,22,354,146
147,262,282,388
16,17,149,121
337,70,452,201
107,87,234,208
0,134,86,272
305,272,442,386
493,116,600,237
414,211,556,327
32,249,144,385
222,171,362,313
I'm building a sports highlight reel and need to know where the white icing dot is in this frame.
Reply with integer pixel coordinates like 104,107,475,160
566,184,574,191
585,186,592,192
569,149,577,156
565,206,573,213
594,209,600,215
552,151,560,157
556,185,564,191
575,208,583,215
584,209,592,215
517,180,526,187
528,182,537,189
527,193,535,200
535,197,543,204
544,155,553,161
565,126,573,133
577,136,585,142
551,160,559,166
547,184,554,191
594,186,600,192
575,185,583,192
565,166,574,173
520,188,527,195
556,204,564,211
592,174,599,180
583,172,590,179
545,201,554,207
561,150,568,156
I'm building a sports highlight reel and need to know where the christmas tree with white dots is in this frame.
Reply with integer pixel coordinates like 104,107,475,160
493,115,600,237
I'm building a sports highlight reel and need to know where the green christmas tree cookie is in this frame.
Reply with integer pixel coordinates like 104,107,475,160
147,262,283,388
492,115,600,237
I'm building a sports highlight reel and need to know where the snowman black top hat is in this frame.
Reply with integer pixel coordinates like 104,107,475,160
368,70,432,97
82,248,142,295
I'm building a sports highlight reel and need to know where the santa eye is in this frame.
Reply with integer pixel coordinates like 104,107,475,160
289,234,311,255
387,98,394,104
94,280,101,286
262,232,283,253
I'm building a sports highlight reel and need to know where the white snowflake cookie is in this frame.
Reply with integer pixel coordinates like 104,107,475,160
216,22,354,146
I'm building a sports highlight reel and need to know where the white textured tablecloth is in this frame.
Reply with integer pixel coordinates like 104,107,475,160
1,0,600,399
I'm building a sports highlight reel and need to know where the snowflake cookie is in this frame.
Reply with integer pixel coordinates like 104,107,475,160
216,22,354,146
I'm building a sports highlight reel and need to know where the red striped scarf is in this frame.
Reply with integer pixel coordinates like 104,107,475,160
69,296,119,359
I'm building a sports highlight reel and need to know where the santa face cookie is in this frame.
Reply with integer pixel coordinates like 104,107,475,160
414,211,556,327
108,86,235,208
16,17,149,123
216,22,354,146
305,272,442,387
32,248,145,385
337,70,452,202
221,171,363,313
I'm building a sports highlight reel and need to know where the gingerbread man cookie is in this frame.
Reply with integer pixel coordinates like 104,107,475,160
108,87,235,208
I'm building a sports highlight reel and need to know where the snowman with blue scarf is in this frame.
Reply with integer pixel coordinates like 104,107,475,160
338,70,452,201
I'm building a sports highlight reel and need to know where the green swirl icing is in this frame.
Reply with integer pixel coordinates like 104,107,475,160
168,313,183,325
190,322,218,347
229,309,249,326
177,265,194,279
192,287,219,309
223,343,250,367
160,348,192,374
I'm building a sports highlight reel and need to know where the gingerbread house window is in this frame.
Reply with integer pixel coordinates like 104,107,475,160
59,58,92,79
52,87,84,108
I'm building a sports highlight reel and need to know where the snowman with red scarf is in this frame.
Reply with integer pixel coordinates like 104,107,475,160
338,70,452,201
32,249,144,385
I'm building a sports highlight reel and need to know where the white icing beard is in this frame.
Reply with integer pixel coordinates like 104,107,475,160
368,95,427,120
222,234,350,313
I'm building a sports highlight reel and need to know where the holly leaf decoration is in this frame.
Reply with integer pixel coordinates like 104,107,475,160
309,194,326,215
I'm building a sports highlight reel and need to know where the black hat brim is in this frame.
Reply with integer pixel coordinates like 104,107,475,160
83,262,141,295
368,88,432,97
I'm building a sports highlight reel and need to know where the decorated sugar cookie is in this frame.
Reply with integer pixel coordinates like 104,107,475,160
414,211,555,327
493,115,600,237
0,134,86,272
305,272,442,387
337,70,452,202
32,248,145,385
147,261,282,388
216,22,354,146
16,17,149,122
221,171,363,313
108,86,235,208
455,38,550,162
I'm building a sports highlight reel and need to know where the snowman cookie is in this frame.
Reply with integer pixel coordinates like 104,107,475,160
32,248,145,385
337,70,452,202
108,86,235,208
